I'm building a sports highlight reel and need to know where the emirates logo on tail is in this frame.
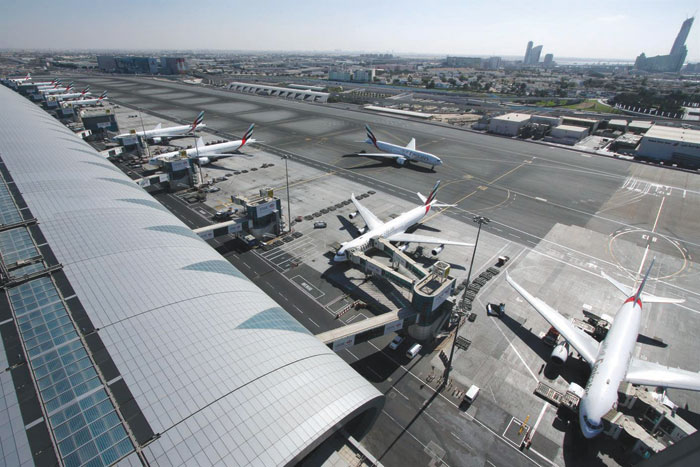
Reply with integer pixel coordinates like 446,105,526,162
190,111,204,131
424,180,441,213
242,123,255,144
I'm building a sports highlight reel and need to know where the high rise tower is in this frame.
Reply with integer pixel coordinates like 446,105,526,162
524,41,533,64
670,17,694,56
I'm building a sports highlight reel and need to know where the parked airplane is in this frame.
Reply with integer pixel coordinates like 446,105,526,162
52,86,91,101
9,73,31,83
35,80,62,90
114,111,206,144
148,123,255,166
20,78,57,87
348,125,443,170
41,82,73,95
334,180,472,262
61,91,108,108
506,259,698,439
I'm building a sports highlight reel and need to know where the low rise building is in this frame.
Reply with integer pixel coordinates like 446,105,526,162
628,120,654,134
488,113,531,136
637,125,700,167
547,124,589,145
561,116,599,133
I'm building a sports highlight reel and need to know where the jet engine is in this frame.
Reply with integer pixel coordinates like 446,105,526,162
550,342,569,365
197,157,210,166
396,157,407,166
431,244,445,256
152,137,162,144
349,212,358,219
398,244,408,252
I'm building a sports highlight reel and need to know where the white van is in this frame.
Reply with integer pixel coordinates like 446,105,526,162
406,343,422,359
464,385,480,404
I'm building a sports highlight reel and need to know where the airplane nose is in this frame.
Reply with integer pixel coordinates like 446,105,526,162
333,253,347,262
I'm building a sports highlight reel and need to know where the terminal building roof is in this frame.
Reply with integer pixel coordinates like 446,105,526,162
0,85,382,466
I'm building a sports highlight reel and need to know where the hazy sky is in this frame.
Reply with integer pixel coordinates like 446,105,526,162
1,0,699,61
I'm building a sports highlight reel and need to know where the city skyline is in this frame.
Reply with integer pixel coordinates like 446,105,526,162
1,0,699,62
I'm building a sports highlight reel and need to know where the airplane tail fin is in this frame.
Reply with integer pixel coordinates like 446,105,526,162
195,136,205,148
190,111,204,131
154,123,162,130
98,91,107,101
605,259,685,306
81,86,90,95
241,123,255,144
365,125,378,147
424,180,441,206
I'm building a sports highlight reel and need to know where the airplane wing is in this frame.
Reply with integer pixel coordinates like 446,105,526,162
350,194,383,230
506,273,599,365
406,138,416,150
385,232,473,247
626,358,700,391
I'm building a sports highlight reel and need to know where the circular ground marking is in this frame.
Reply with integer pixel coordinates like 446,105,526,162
608,228,688,280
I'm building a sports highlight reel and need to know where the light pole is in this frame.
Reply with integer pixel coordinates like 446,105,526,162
283,155,292,233
138,109,151,160
443,215,490,384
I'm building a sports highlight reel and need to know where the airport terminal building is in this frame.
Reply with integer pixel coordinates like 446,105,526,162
0,86,383,466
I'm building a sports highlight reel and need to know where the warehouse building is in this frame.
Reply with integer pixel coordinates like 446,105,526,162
637,125,700,168
546,124,589,145
488,113,531,136
0,86,383,466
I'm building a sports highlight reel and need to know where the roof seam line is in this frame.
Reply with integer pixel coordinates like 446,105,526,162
156,352,332,437
98,289,261,329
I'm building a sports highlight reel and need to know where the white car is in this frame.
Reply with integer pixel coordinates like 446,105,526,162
389,335,405,350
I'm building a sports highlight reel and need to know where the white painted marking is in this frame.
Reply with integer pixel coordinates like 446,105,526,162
535,197,547,202
307,317,320,327
392,387,409,400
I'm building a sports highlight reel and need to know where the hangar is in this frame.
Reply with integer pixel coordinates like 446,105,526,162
0,86,382,466
227,82,329,103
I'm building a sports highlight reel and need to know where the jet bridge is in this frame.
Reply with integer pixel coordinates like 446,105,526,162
342,236,456,341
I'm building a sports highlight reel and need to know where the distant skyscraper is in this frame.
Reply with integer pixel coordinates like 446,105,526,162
524,41,533,64
670,17,694,55
543,54,554,67
530,45,543,65
636,17,694,73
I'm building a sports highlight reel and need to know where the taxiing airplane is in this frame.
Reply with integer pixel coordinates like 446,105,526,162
348,125,443,170
334,180,472,262
506,259,699,439
114,111,206,144
61,91,108,108
148,123,255,166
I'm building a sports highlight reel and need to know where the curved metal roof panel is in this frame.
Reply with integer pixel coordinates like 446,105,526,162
0,86,382,466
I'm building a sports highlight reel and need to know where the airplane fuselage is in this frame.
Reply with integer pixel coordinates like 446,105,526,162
578,298,641,437
53,92,90,100
334,203,431,261
115,123,206,141
368,140,442,167
149,138,253,165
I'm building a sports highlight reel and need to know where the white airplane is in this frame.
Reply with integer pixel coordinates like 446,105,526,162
20,78,57,87
41,82,73,95
114,111,206,144
148,123,256,166
506,259,699,439
61,91,108,108
8,73,31,83
52,86,91,101
34,80,62,90
348,125,443,170
334,180,472,262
